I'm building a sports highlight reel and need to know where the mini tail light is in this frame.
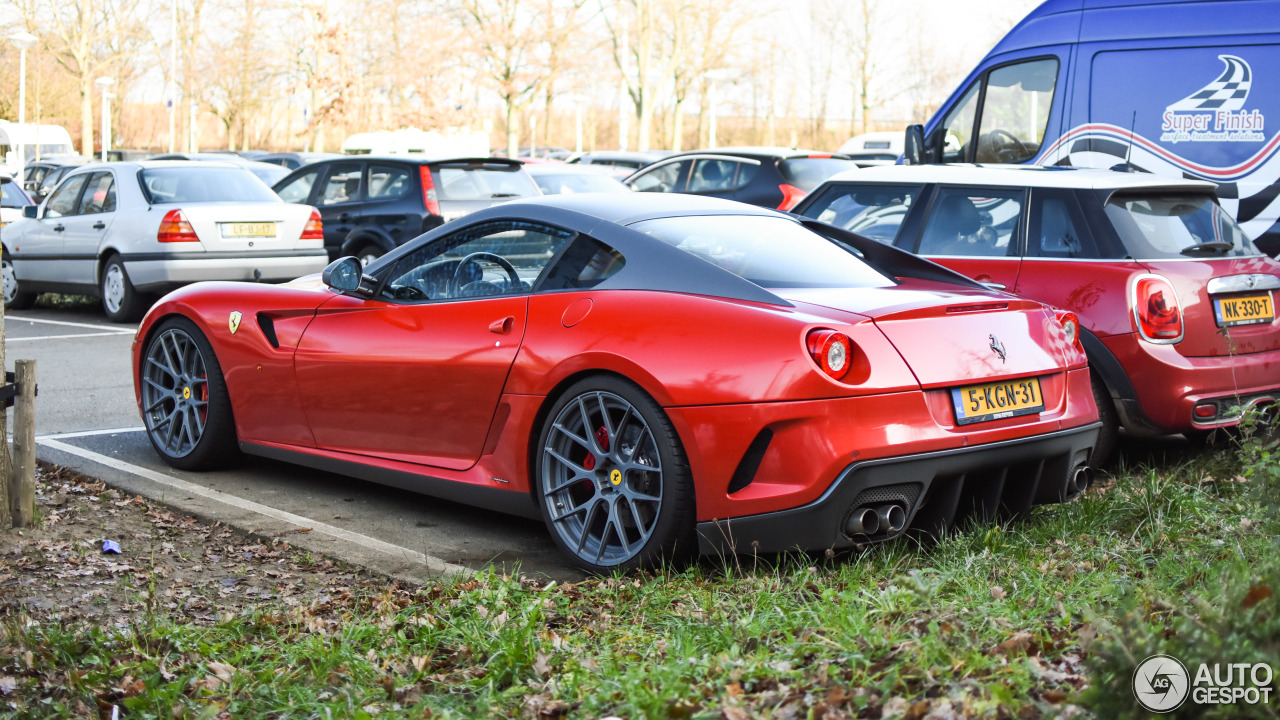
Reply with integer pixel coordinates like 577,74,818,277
777,184,808,212
806,329,853,380
1132,275,1183,343
1056,311,1084,352
419,166,441,216
157,209,198,243
300,209,324,240
1193,402,1218,419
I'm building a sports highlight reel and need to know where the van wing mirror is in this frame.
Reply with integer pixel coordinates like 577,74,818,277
903,125,926,165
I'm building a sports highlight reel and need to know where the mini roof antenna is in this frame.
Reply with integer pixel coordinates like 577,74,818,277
1124,110,1136,172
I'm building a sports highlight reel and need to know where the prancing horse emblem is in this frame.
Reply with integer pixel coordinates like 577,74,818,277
229,311,242,335
989,334,1006,363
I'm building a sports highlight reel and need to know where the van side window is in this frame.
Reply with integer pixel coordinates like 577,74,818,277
975,58,1059,163
940,83,980,163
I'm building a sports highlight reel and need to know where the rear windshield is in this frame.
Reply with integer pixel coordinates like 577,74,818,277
138,167,280,204
778,158,861,190
532,172,628,195
1,178,31,207
1104,194,1260,258
432,164,539,201
631,215,894,289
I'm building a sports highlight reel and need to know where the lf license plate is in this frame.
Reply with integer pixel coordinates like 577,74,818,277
220,222,276,238
951,377,1045,426
1213,294,1274,327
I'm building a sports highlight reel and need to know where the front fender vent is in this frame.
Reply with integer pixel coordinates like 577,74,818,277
728,428,773,495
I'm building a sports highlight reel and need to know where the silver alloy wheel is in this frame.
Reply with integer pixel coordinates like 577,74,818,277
103,263,126,314
1,258,17,304
358,250,381,266
140,327,209,458
541,390,664,567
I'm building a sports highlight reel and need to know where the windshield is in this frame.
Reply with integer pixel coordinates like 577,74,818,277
1104,194,1260,258
631,215,894,289
138,167,281,204
432,164,539,201
1,178,31,208
778,158,861,190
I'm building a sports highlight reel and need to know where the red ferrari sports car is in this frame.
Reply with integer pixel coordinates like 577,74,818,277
132,194,1100,572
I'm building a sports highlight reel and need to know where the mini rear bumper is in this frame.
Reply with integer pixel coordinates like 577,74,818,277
124,250,330,292
696,422,1100,555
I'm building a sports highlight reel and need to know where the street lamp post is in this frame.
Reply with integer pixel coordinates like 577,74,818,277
95,77,114,162
702,69,733,150
7,31,38,172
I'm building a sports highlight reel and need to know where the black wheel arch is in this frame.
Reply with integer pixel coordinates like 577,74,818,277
340,229,396,258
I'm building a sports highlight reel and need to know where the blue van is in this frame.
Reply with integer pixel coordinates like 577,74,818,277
908,0,1280,256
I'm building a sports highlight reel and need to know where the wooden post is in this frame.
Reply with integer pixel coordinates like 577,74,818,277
10,360,35,528
0,292,9,529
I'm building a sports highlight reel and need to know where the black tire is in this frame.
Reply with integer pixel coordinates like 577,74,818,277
101,254,146,323
2,252,36,310
1090,372,1119,468
139,316,240,470
535,375,696,573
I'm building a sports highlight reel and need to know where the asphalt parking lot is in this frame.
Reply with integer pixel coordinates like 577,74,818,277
9,306,582,582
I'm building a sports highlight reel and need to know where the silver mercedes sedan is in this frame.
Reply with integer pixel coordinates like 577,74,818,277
2,161,328,321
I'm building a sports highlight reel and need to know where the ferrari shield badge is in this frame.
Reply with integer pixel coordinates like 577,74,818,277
229,311,242,335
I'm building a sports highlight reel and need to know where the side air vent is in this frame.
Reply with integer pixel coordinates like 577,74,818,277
728,429,773,494
257,313,280,348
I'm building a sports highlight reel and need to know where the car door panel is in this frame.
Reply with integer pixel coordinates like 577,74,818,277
294,294,528,470
16,173,88,282
62,171,116,285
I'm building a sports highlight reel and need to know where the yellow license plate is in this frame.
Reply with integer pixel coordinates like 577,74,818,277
220,222,276,238
951,377,1045,426
1213,294,1274,327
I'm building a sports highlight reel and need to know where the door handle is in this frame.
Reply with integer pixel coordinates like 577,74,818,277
489,316,514,334
53,224,64,232
93,221,106,230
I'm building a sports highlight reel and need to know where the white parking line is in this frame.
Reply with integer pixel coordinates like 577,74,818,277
36,435,468,576
7,316,135,333
8,331,136,342
37,426,146,440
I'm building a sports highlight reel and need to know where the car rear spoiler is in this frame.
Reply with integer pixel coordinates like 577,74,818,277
797,218,987,290
433,157,526,168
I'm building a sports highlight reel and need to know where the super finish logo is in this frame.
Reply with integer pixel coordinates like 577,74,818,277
1161,55,1266,144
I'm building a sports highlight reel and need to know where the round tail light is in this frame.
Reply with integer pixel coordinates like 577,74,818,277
806,329,853,380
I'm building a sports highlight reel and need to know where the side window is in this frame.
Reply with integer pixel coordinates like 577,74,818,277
78,173,117,214
539,235,626,291
318,163,364,206
1029,191,1093,258
276,167,320,204
975,58,1059,163
38,168,67,198
44,174,89,219
801,184,924,244
918,187,1023,257
380,221,575,302
689,159,752,192
629,160,689,193
939,82,980,163
368,165,412,200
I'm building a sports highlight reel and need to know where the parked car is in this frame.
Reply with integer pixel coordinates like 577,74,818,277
837,131,904,167
524,163,632,195
3,161,327,321
908,0,1280,257
794,164,1280,463
148,152,290,186
1,172,33,233
568,150,672,178
271,156,540,264
131,193,1099,572
624,148,860,211
105,149,153,162
23,157,94,202
256,152,342,171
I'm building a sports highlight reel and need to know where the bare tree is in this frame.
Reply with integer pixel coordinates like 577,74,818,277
666,0,753,151
602,0,692,151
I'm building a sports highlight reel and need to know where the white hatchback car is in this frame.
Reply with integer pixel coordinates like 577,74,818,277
2,161,328,321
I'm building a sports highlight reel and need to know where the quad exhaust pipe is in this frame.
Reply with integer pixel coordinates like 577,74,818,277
845,504,907,537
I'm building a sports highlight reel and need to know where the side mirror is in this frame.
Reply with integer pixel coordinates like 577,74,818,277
903,125,926,165
321,256,375,296
22,206,38,219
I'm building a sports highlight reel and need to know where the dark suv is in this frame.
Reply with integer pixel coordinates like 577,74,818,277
623,148,860,210
274,157,541,263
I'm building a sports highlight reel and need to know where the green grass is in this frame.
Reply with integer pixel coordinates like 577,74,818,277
4,430,1278,719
